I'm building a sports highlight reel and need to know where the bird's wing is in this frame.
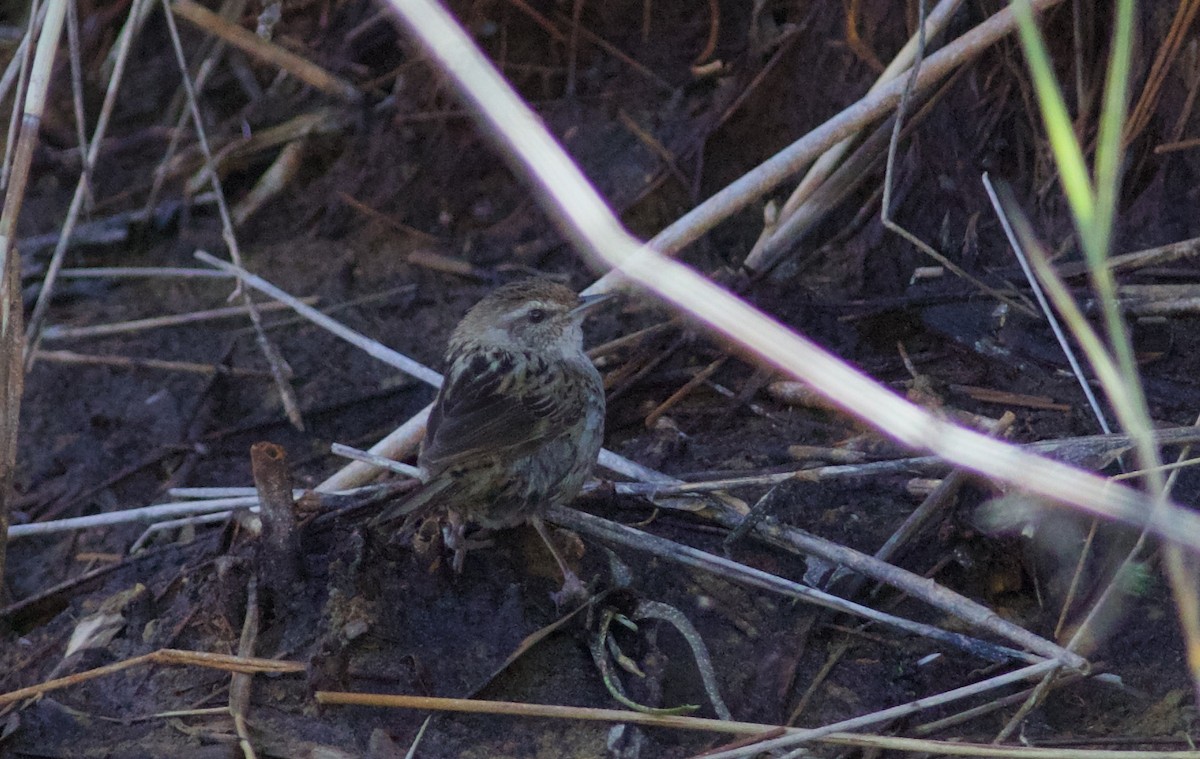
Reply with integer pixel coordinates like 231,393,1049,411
420,348,567,471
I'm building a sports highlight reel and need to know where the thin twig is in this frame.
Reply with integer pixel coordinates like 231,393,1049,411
583,0,1069,295
143,0,241,213
40,298,314,341
161,0,304,429
550,505,1082,669
24,0,153,366
318,660,1064,757
170,0,361,101
7,485,390,540
34,349,273,377
64,0,92,209
985,173,1111,431
194,251,442,386
55,266,234,280
129,510,242,553
0,649,303,706
742,0,965,271
0,0,44,191
229,577,260,759
644,356,726,428
329,443,423,479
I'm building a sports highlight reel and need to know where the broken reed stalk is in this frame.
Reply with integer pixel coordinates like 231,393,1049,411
250,442,302,600
0,0,68,601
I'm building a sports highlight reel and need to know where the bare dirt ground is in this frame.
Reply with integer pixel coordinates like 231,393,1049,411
3,1,1200,757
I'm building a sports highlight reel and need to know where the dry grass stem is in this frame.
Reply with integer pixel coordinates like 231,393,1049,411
912,671,1093,736
583,0,1067,295
183,108,347,197
551,504,1082,668
229,577,260,759
1124,0,1200,146
171,487,259,498
64,0,93,208
0,0,45,190
950,384,1071,411
320,660,1063,758
34,349,273,377
742,0,964,271
644,356,726,428
23,0,152,367
8,485,390,540
55,266,234,280
143,0,242,212
128,510,248,553
319,403,430,491
195,251,441,386
8,495,259,539
1054,237,1200,278
329,443,423,479
232,139,307,225
0,649,303,706
170,0,361,101
40,298,314,341
161,0,304,429
0,0,68,602
615,425,1200,496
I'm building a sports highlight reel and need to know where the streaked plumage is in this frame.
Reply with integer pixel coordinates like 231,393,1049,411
372,279,607,586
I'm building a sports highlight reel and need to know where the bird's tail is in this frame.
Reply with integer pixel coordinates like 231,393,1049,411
369,475,454,528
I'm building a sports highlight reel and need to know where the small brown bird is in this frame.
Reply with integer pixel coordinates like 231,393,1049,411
372,279,609,598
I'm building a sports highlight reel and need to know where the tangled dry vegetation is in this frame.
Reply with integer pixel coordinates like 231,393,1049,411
3,0,1200,757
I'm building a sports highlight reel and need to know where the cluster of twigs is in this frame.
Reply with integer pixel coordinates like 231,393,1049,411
3,0,1200,756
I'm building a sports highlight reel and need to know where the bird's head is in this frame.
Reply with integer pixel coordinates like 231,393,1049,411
449,279,610,357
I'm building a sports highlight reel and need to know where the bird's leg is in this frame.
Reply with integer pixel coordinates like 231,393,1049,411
445,510,468,573
531,516,587,605
439,512,495,573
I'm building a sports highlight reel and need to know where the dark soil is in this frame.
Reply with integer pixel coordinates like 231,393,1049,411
3,1,1200,757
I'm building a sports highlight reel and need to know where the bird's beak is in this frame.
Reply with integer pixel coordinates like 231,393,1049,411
571,292,614,318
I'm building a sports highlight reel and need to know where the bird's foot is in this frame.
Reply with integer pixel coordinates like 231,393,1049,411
443,515,493,573
532,517,590,607
549,568,589,608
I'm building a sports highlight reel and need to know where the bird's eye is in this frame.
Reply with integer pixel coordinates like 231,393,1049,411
527,308,547,323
